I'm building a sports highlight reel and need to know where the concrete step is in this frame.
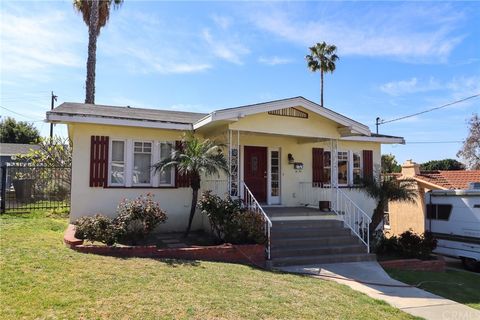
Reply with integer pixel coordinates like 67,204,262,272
267,210,335,218
272,219,344,229
270,253,376,267
271,244,367,258
272,235,361,248
271,227,351,239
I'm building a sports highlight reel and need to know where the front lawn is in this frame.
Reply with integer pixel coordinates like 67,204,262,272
0,211,417,319
386,269,480,310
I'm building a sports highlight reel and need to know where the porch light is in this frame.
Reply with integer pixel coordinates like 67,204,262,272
288,153,295,164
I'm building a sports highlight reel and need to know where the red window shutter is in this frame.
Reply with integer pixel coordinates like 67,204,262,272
363,150,373,180
89,136,109,187
174,140,191,188
312,148,324,186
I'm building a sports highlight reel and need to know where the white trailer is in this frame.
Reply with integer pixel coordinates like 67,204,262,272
425,188,480,271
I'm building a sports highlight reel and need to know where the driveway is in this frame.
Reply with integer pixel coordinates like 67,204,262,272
278,261,480,320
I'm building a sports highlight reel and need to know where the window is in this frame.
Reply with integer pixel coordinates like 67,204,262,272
323,151,331,183
271,150,280,197
427,204,452,221
133,141,152,185
353,152,362,184
110,140,125,185
338,151,348,185
159,142,173,186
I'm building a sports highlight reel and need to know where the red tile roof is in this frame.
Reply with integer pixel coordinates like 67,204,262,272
415,170,480,190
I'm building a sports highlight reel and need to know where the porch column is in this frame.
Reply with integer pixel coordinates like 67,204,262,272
228,129,240,198
330,139,338,210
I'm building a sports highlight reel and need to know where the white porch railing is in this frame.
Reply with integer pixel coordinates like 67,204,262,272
241,181,272,260
298,182,371,252
334,188,371,251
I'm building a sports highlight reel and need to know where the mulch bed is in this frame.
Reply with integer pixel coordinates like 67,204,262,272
64,224,266,268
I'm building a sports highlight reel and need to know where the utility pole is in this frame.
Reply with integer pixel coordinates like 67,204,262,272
50,91,58,139
375,117,381,134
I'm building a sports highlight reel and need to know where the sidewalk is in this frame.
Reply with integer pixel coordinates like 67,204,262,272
279,261,480,320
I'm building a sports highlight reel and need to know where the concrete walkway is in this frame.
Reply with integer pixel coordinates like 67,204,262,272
279,261,480,320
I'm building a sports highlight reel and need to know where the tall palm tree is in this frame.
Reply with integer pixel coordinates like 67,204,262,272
153,132,229,236
362,176,418,235
306,42,339,107
73,0,123,104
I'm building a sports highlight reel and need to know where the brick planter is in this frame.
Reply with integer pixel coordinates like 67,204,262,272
64,224,266,268
379,256,445,272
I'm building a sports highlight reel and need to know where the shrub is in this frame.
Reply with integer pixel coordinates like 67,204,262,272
373,230,437,260
74,194,167,246
115,193,167,244
74,214,118,246
198,191,266,244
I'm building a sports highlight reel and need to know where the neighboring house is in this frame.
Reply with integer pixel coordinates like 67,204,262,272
0,143,39,166
0,143,40,189
385,159,480,236
46,96,404,234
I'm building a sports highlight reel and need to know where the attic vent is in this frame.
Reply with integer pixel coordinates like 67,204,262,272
268,107,308,119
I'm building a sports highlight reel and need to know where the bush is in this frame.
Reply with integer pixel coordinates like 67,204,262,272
74,214,118,246
115,193,167,244
74,194,167,246
198,191,266,244
373,230,437,260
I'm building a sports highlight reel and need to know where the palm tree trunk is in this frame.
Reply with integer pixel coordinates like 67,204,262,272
85,0,99,104
184,187,199,237
320,69,324,107
369,200,386,235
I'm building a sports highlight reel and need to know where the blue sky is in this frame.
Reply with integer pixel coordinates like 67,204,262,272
1,0,479,164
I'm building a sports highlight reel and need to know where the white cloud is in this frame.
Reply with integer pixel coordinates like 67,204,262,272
211,14,231,30
202,28,250,65
0,10,84,79
380,78,442,96
380,76,480,97
258,56,292,66
248,3,465,62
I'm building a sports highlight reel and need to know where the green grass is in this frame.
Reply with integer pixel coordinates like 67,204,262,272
386,269,480,310
0,211,417,320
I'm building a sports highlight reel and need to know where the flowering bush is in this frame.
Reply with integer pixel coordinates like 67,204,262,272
198,191,265,244
115,193,167,244
74,194,167,246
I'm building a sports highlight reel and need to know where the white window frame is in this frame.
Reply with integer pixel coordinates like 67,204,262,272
158,141,175,187
108,139,126,186
132,140,154,187
337,150,349,187
352,151,363,186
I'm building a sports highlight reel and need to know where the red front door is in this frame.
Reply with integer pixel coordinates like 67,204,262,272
244,146,268,203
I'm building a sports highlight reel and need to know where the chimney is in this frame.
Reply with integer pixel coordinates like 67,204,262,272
401,159,420,178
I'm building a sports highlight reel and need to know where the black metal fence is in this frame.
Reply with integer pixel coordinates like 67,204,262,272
0,163,71,213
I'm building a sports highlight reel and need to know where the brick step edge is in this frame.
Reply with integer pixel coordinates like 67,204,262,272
379,257,446,272
64,224,266,267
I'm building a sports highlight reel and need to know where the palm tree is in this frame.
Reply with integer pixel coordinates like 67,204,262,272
306,42,339,107
153,132,229,236
362,176,418,235
73,0,123,104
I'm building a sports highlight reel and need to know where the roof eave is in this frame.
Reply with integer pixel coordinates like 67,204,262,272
46,112,192,131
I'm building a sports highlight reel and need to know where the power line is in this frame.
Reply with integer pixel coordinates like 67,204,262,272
407,140,463,144
375,93,480,132
0,105,43,121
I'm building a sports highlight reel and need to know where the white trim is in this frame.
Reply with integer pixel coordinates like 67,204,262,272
47,113,192,130
193,97,371,136
158,141,175,187
267,147,281,205
340,136,405,144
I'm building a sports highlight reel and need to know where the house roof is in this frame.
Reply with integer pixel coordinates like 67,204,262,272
0,143,40,156
46,97,404,143
48,102,208,125
415,170,480,190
